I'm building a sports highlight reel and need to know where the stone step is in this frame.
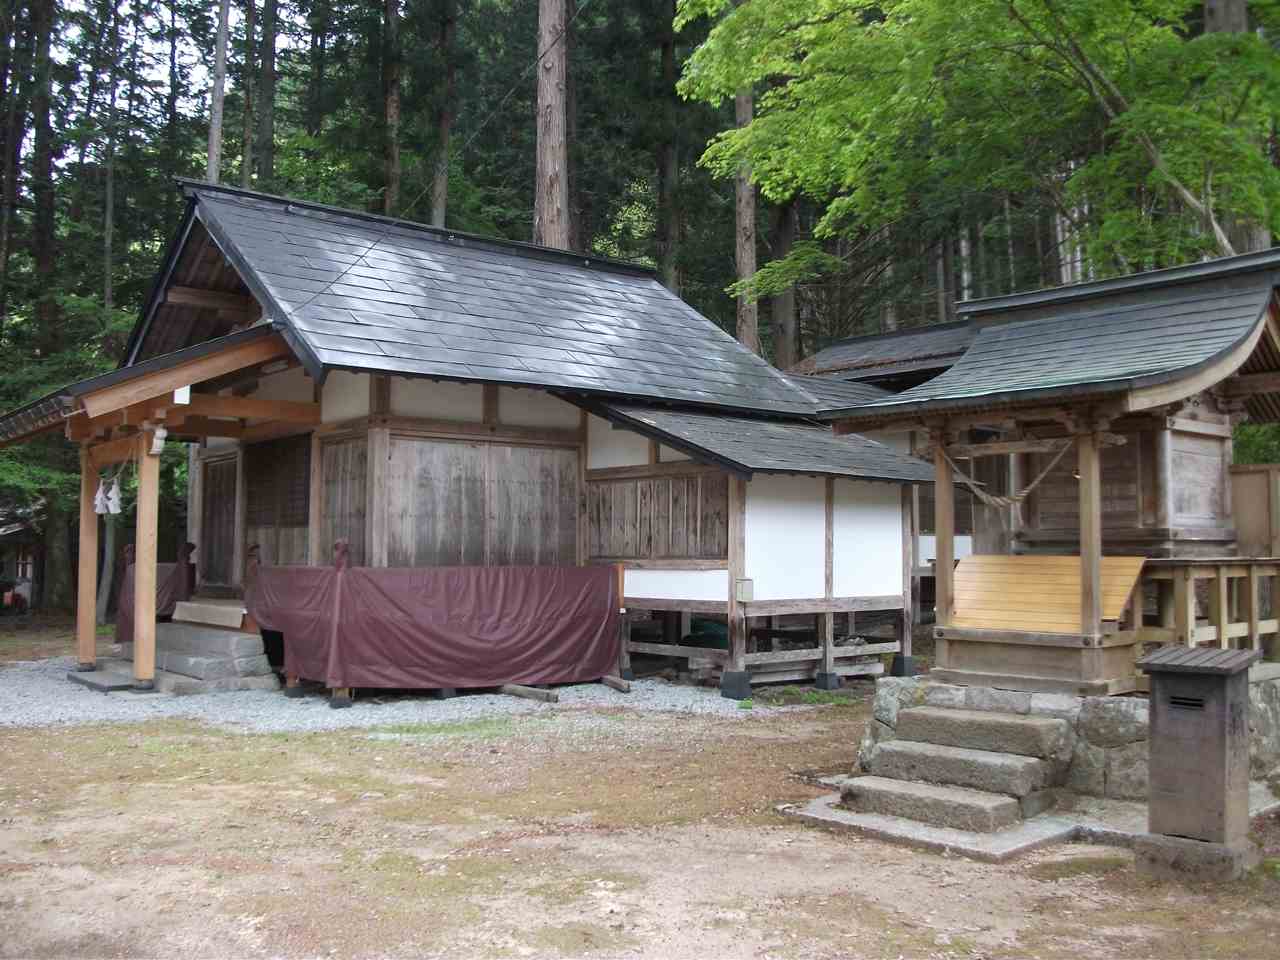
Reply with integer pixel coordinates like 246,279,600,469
67,660,280,696
896,706,1072,761
123,622,265,659
869,739,1051,798
841,775,1022,833
173,599,247,630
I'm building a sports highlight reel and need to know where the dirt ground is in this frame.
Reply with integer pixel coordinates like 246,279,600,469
2,618,1280,959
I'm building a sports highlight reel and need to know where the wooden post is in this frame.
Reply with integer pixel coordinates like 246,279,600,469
1269,467,1280,557
722,474,750,698
232,443,246,587
366,425,390,567
1078,431,1102,639
133,433,160,689
815,476,838,687
1212,566,1230,649
900,483,914,668
1245,566,1261,651
1155,427,1173,532
308,432,324,565
1158,578,1175,628
1174,567,1196,646
75,447,99,671
932,431,955,676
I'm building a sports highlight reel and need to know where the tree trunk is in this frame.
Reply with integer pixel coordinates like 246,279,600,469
67,0,111,225
532,0,569,249
0,0,27,330
383,0,401,216
430,0,456,228
305,1,328,136
770,201,797,368
30,0,57,351
240,0,256,187
42,509,73,611
565,0,582,252
1205,0,1269,251
655,0,679,293
734,87,759,354
95,515,115,624
207,0,231,183
103,3,120,314
257,0,278,186
165,2,180,164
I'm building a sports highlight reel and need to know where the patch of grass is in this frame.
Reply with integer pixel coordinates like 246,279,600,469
524,921,635,955
1027,854,1131,881
753,684,867,707
369,716,516,739
527,870,643,905
737,698,754,710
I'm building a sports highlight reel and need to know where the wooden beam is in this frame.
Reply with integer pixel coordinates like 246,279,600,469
80,333,291,418
76,448,99,670
133,434,160,688
165,285,254,313
184,393,319,423
941,433,1126,459
88,435,141,468
362,415,581,449
1078,431,1102,640
370,374,391,416
1221,370,1280,398
585,461,724,482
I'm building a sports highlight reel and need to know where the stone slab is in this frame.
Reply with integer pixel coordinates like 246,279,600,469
869,739,1050,798
788,794,1077,862
897,706,1072,761
154,623,265,658
1134,833,1260,883
66,669,135,693
841,775,1021,832
172,599,246,629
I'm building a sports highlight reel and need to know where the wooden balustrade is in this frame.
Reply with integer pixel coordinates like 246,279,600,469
1138,558,1280,653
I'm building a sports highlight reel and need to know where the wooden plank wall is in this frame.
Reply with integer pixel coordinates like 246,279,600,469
384,436,578,567
587,471,729,561
320,435,369,565
199,456,237,584
244,434,311,566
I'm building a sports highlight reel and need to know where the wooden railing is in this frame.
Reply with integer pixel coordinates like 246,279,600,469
1138,558,1280,652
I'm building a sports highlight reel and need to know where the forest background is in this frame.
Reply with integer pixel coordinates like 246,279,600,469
1,0,1278,607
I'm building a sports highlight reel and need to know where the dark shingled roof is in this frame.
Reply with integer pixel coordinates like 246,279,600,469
820,251,1280,424
1136,644,1260,676
596,404,934,483
803,322,973,381
185,183,820,416
787,374,892,410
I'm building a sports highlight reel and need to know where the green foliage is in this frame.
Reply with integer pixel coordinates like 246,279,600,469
1234,424,1280,465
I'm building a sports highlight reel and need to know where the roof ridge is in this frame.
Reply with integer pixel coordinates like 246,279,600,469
177,178,659,280
959,248,1280,317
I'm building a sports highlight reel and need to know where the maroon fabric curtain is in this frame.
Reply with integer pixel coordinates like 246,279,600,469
114,544,196,645
247,564,620,690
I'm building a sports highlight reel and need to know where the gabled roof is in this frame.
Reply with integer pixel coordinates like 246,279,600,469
820,250,1280,425
594,403,934,483
786,374,892,409
173,182,822,417
796,321,974,382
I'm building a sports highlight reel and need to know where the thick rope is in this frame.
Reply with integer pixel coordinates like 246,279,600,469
940,437,1077,511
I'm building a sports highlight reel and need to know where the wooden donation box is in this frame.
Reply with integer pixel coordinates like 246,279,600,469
1137,646,1260,847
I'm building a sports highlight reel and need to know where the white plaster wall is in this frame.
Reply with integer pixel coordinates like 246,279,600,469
248,365,314,404
919,534,973,563
322,371,370,423
391,377,484,420
499,387,582,428
624,568,728,602
587,415,651,469
658,444,691,462
744,474,826,601
832,479,904,597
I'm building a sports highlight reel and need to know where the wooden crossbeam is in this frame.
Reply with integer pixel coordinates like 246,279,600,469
80,334,290,418
87,435,139,468
1221,370,1280,398
939,432,1127,459
165,285,255,314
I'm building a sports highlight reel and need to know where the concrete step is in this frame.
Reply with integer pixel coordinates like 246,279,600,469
123,622,265,659
173,599,246,630
869,739,1051,798
841,775,1022,833
66,660,280,696
150,650,272,680
896,706,1072,761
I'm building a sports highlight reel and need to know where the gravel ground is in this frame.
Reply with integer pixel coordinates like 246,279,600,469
0,657,795,732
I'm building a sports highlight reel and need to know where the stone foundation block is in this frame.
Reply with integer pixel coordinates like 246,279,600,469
1134,834,1260,883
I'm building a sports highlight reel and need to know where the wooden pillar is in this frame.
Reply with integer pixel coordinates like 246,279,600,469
75,448,99,671
1211,566,1230,649
1078,431,1102,639
308,432,324,565
232,444,246,587
133,434,160,689
816,476,838,687
900,483,914,663
1245,566,1261,651
1154,427,1173,532
366,425,390,567
932,431,955,630
722,473,749,698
